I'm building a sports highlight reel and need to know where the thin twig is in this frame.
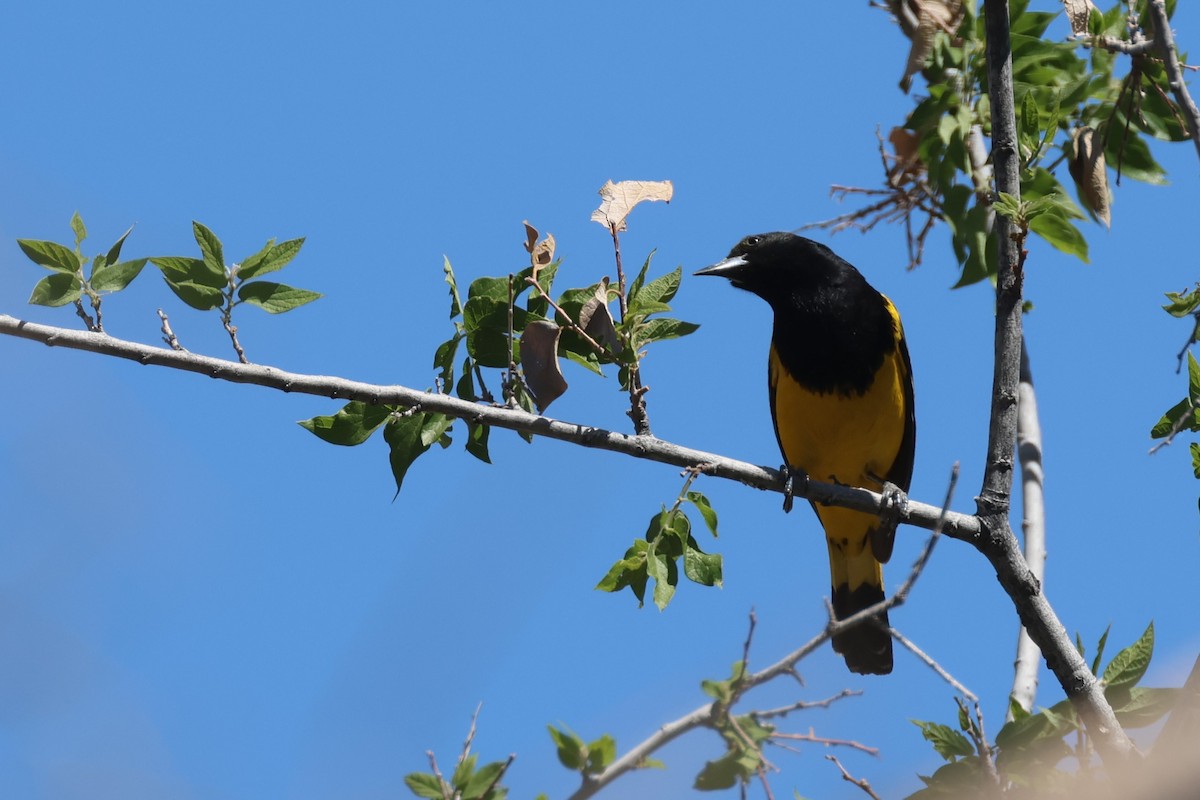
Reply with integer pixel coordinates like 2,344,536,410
755,689,861,720
524,276,621,362
889,626,977,702
825,755,883,800
157,309,184,351
607,222,651,436
1011,342,1045,719
73,299,98,332
772,728,879,756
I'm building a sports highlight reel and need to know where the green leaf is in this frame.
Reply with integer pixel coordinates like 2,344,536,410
451,754,478,790
1163,288,1200,317
548,726,586,771
403,772,445,799
585,734,616,774
634,265,682,309
237,281,322,313
1101,621,1154,692
433,334,461,390
466,420,491,463
1189,352,1200,404
1008,696,1031,722
384,413,432,496
299,401,393,446
150,255,227,289
1028,211,1089,262
634,318,700,346
192,221,226,276
595,539,649,606
1113,687,1180,729
694,747,756,791
238,237,305,280
463,296,528,368
28,273,82,307
462,759,507,799
90,258,148,293
912,720,974,761
162,278,225,311
420,413,453,447
1151,396,1200,438
70,212,87,249
685,491,718,537
1106,129,1168,185
646,548,677,610
17,239,82,274
683,539,723,587
994,698,1077,751
444,256,463,319
104,225,134,267
1191,442,1200,479
626,253,652,309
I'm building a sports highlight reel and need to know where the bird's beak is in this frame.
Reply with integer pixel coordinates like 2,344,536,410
693,254,748,279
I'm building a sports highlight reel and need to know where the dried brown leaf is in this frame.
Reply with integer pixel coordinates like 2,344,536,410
1069,126,1111,228
578,279,619,353
590,180,674,233
522,221,555,278
899,0,964,93
887,126,924,186
1063,0,1097,36
520,320,568,412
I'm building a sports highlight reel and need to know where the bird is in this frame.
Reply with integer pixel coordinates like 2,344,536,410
695,232,916,675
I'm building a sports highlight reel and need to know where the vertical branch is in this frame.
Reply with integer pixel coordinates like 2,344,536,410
979,0,1136,760
1009,341,1046,719
608,223,651,436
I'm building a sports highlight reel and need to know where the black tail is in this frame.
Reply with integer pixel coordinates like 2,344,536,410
831,583,893,675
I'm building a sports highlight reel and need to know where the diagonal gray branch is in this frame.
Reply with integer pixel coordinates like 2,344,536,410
981,0,1135,760
1146,0,1200,165
0,312,979,542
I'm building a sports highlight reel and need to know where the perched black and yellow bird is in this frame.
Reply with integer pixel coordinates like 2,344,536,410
696,232,916,675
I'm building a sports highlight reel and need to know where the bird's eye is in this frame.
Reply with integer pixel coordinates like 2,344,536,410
744,236,761,248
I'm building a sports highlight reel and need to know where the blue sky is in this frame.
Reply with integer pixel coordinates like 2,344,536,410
1,2,1198,798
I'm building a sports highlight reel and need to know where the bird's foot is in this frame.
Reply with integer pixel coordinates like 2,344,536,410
781,464,809,513
878,481,909,535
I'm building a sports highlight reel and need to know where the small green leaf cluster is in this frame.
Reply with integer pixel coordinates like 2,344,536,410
547,726,632,776
404,753,510,800
595,490,721,610
908,623,1175,797
903,0,1183,286
1152,288,1200,512
693,661,774,791
150,222,318,314
298,401,453,497
17,212,146,328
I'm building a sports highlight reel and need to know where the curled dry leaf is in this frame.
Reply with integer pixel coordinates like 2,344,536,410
520,319,568,412
578,278,620,354
887,126,924,186
590,180,674,233
899,0,965,93
1062,0,1097,36
1069,126,1111,228
522,221,555,279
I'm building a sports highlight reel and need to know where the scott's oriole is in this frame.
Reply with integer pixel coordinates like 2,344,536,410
696,232,916,675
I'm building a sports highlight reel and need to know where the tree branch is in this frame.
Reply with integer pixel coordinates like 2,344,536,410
981,0,1136,761
1146,0,1200,165
1010,342,1046,719
0,313,980,543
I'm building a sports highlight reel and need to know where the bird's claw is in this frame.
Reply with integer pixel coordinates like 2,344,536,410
781,464,809,513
